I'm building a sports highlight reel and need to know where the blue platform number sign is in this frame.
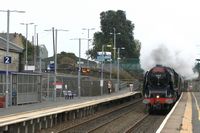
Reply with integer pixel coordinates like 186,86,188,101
4,56,12,64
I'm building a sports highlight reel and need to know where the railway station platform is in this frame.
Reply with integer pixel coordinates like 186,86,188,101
157,92,200,133
3,89,199,133
0,88,135,116
0,88,141,133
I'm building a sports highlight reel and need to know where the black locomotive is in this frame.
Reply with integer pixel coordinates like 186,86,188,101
143,65,184,113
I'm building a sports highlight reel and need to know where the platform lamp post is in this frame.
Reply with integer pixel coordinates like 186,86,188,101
82,28,95,68
110,28,120,82
109,58,112,80
110,28,121,63
33,25,37,71
20,22,34,70
117,47,125,91
0,10,25,108
100,44,111,96
70,38,87,98
45,28,69,101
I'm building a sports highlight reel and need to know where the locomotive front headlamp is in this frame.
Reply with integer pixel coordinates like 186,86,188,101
156,95,160,98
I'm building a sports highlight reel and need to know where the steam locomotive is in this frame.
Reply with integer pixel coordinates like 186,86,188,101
142,65,184,113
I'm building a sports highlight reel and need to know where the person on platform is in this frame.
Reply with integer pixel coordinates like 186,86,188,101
107,80,112,94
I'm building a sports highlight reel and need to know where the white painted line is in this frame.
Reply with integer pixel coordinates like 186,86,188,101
192,92,200,120
156,93,183,133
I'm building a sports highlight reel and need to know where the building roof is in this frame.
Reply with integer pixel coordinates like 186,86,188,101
0,33,24,53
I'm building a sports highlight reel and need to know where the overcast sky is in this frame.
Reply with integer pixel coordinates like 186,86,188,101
1,0,200,78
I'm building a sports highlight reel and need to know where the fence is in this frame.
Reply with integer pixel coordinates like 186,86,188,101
41,73,111,100
0,70,140,107
0,72,42,107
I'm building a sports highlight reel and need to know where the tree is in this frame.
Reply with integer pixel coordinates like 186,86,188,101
57,52,77,65
134,39,141,58
88,10,141,60
193,61,200,78
20,34,35,65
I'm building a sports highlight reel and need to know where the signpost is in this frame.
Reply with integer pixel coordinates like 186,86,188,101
96,51,111,62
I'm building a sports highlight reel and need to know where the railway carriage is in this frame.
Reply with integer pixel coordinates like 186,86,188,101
142,65,184,113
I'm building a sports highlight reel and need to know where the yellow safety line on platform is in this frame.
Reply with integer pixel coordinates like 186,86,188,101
192,92,200,121
180,92,192,133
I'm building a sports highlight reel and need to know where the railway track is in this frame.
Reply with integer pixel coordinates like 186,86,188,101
81,101,146,133
124,114,149,133
41,98,145,133
60,99,145,133
125,114,166,133
41,98,167,133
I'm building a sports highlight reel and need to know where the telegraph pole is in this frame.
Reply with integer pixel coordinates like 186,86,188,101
70,38,87,98
82,28,95,67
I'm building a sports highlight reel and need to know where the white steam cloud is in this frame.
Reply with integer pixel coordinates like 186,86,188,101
140,44,198,79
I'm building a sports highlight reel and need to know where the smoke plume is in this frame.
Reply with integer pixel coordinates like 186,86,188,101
141,44,198,79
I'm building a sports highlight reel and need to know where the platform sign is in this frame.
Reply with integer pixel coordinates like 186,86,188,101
96,55,111,61
96,55,104,62
77,61,84,64
4,56,12,64
50,61,54,64
96,52,111,62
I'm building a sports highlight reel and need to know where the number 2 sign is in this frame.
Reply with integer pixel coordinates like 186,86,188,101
4,56,12,64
